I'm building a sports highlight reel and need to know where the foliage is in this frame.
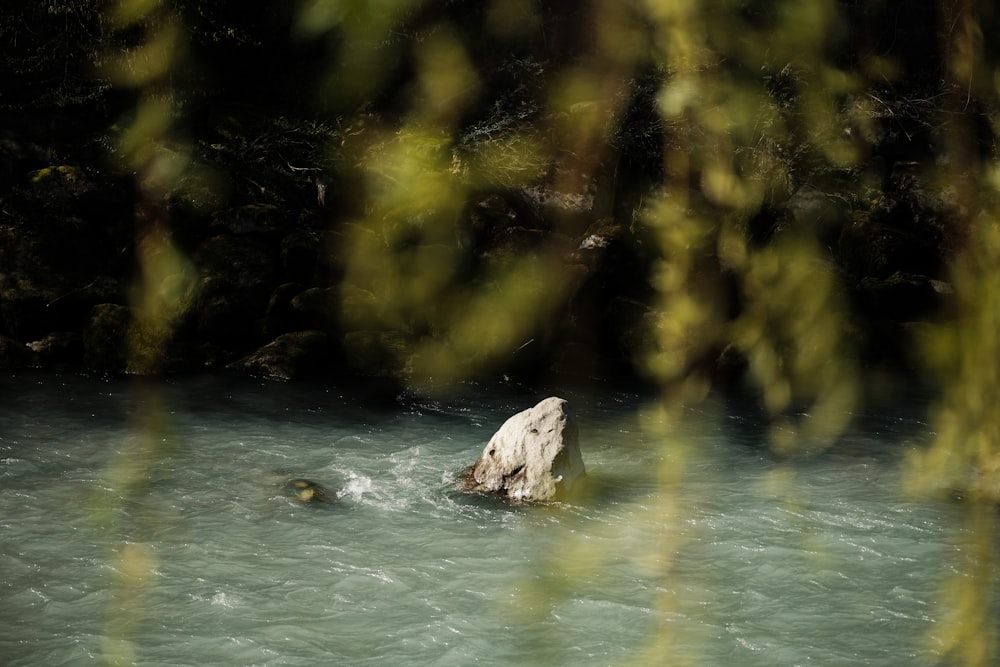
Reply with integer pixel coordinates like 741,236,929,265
316,1,999,663
0,1,109,110
7,0,1000,664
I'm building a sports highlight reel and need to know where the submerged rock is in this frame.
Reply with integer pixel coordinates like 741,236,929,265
286,478,338,505
459,396,585,502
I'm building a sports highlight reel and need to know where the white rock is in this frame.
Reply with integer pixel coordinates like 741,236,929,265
460,397,585,501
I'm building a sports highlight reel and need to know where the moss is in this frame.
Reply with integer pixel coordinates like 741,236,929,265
29,165,83,184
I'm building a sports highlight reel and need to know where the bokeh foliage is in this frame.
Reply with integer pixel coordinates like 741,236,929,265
318,0,869,447
300,1,1000,663
8,0,1000,663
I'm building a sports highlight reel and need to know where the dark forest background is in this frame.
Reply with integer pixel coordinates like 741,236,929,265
2,1,998,423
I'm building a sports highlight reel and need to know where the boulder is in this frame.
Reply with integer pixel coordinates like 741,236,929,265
280,230,321,284
290,286,339,332
460,396,585,502
227,330,331,380
192,235,276,343
27,331,82,365
263,282,306,337
285,478,338,505
83,303,130,374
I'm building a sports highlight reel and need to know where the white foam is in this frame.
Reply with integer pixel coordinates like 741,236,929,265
339,472,373,501
210,592,240,609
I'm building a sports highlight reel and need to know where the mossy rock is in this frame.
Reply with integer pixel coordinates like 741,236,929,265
29,164,86,190
192,235,277,343
83,303,130,373
228,330,332,380
341,330,411,378
290,286,339,332
263,282,307,337
285,478,338,505
26,331,82,366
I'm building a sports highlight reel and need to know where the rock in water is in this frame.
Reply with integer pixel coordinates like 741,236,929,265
286,478,337,504
460,397,585,502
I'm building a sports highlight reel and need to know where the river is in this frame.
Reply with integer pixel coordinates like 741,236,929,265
0,370,989,665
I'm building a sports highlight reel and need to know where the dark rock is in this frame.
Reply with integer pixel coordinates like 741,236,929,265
607,297,658,363
326,223,373,283
263,282,307,337
0,200,125,340
27,331,82,366
571,218,624,255
27,165,95,202
341,330,410,378
480,226,548,262
0,336,36,368
847,272,954,371
551,219,653,381
0,276,123,342
192,235,277,343
886,161,961,228
280,230,320,284
854,271,946,322
83,303,130,374
285,478,337,504
339,283,378,330
469,191,545,243
290,286,339,332
837,162,948,281
784,186,851,244
228,330,331,380
0,287,53,341
467,191,551,262
212,204,285,238
522,184,594,221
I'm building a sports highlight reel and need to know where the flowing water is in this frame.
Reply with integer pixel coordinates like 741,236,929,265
0,370,987,665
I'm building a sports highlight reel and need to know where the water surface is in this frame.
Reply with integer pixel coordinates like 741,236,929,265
0,371,981,665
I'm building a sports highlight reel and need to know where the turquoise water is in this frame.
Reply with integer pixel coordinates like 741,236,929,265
0,371,985,665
